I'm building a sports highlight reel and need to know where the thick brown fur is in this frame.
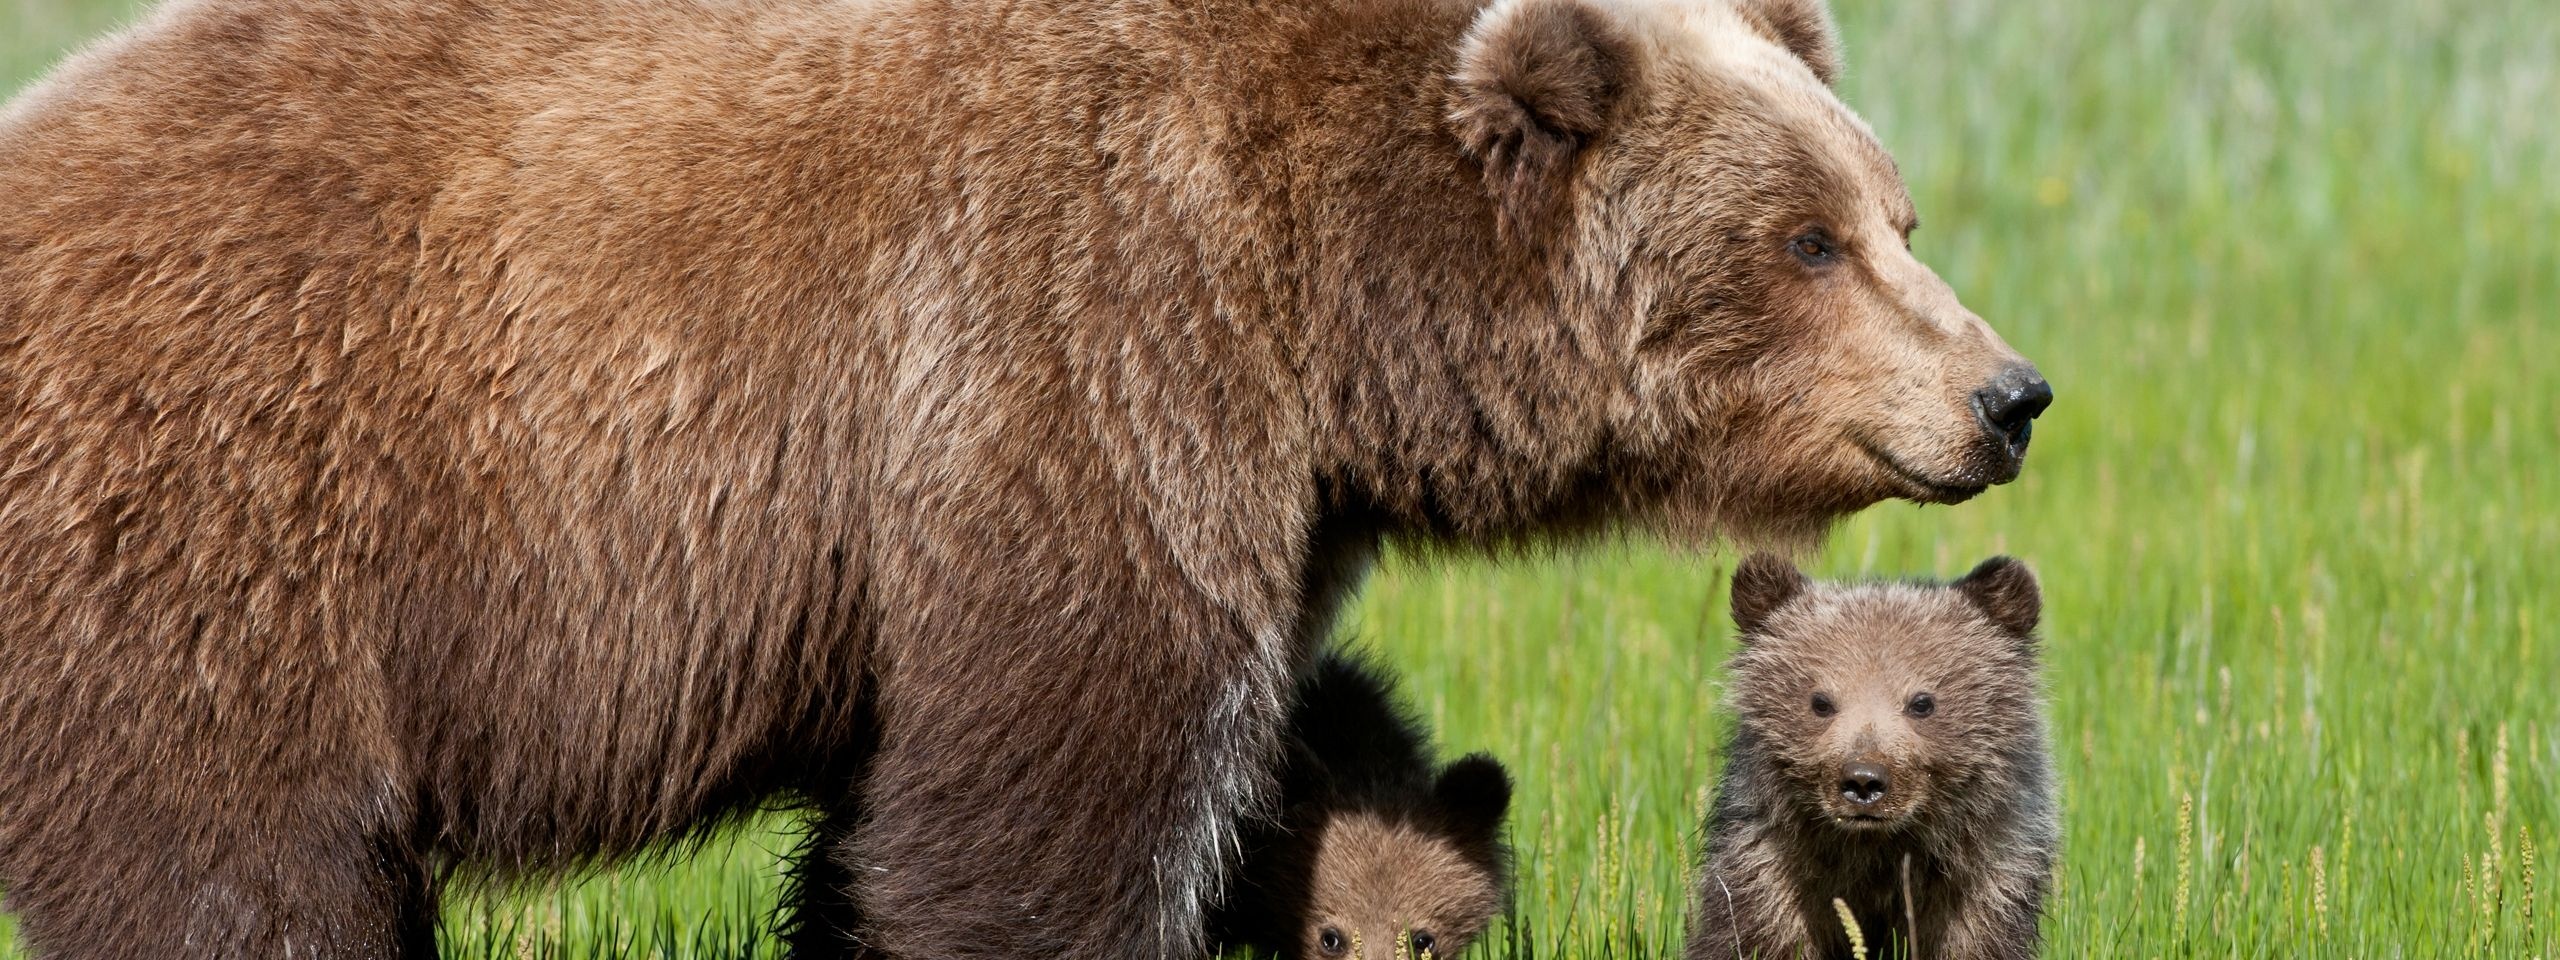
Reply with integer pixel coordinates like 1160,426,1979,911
1212,653,1511,960
0,0,2040,956
1686,556,2059,960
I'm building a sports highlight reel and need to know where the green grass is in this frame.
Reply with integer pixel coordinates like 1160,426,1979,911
6,0,2556,955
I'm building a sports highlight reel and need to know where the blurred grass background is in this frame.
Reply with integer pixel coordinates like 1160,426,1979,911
5,0,2555,955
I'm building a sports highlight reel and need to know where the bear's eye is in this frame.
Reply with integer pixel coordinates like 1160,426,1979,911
1790,232,1837,265
1319,927,1349,955
1810,693,1836,717
1410,930,1437,955
1907,692,1936,717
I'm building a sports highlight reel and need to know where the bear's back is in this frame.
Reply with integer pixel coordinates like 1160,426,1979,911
0,0,1422,868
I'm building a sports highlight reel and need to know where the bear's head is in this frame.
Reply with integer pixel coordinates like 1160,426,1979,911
1282,755,1514,960
1445,0,2049,544
1721,553,2044,831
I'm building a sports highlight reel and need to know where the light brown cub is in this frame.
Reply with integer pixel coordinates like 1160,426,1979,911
1687,555,2059,960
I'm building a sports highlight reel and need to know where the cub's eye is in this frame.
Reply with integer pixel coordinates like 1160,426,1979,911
1410,930,1438,955
1907,692,1936,718
1790,232,1837,265
1319,927,1349,955
1810,693,1836,717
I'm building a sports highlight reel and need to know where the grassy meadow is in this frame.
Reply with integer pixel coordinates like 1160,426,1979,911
5,0,2556,955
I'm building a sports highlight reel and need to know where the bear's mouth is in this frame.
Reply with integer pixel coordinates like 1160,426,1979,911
1851,437,1989,504
1827,810,1907,831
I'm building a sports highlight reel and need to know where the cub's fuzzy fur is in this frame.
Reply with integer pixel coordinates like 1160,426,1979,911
0,0,2043,954
1687,556,2058,960
1214,653,1512,960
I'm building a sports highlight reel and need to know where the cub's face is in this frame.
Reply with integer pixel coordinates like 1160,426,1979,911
1450,0,2048,541
1723,554,2044,830
1296,812,1504,960
1289,756,1513,960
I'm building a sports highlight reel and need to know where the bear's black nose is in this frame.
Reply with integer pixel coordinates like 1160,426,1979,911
1840,763,1890,805
1973,366,2053,458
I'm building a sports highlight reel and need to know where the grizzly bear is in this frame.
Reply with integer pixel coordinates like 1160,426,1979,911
1685,555,2059,960
0,0,2047,953
1212,652,1512,960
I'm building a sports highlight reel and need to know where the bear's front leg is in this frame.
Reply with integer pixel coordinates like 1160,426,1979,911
819,518,1301,959
1923,862,2049,960
1684,827,1818,960
3,809,437,959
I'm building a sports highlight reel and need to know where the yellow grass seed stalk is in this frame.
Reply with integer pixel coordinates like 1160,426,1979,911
2522,824,2537,934
1536,808,1562,908
2175,792,2195,935
2461,855,2476,921
2488,808,2507,895
2311,844,2330,940
2479,850,2499,948
1832,898,1868,960
2494,724,2512,828
1597,807,1623,900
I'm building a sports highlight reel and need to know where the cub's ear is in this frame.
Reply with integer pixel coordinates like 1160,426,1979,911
1955,555,2042,638
1450,0,1635,236
1731,0,1842,86
1729,553,1807,637
1433,753,1514,841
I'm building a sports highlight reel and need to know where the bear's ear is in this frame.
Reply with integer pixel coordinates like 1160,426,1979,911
1729,552,1807,638
1433,753,1514,841
1730,0,1843,86
1449,0,1636,237
1954,555,2042,639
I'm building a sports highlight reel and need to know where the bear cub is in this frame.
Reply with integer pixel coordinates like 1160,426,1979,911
1686,555,2058,960
1214,651,1514,959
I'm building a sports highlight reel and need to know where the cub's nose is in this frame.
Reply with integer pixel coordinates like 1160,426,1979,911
1840,763,1890,805
1972,365,2052,459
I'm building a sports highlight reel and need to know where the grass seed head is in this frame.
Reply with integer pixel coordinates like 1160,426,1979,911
1832,898,1868,960
2311,844,2330,940
2522,824,2537,930
2494,724,2513,824
2175,792,2196,935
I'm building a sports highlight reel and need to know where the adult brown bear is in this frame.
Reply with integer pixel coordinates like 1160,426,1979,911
0,0,2047,955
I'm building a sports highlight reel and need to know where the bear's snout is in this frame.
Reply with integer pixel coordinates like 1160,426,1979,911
1838,762,1890,806
1970,365,2053,467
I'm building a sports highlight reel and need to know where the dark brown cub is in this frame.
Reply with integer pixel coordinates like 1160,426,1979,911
1687,555,2057,960
1214,652,1513,960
